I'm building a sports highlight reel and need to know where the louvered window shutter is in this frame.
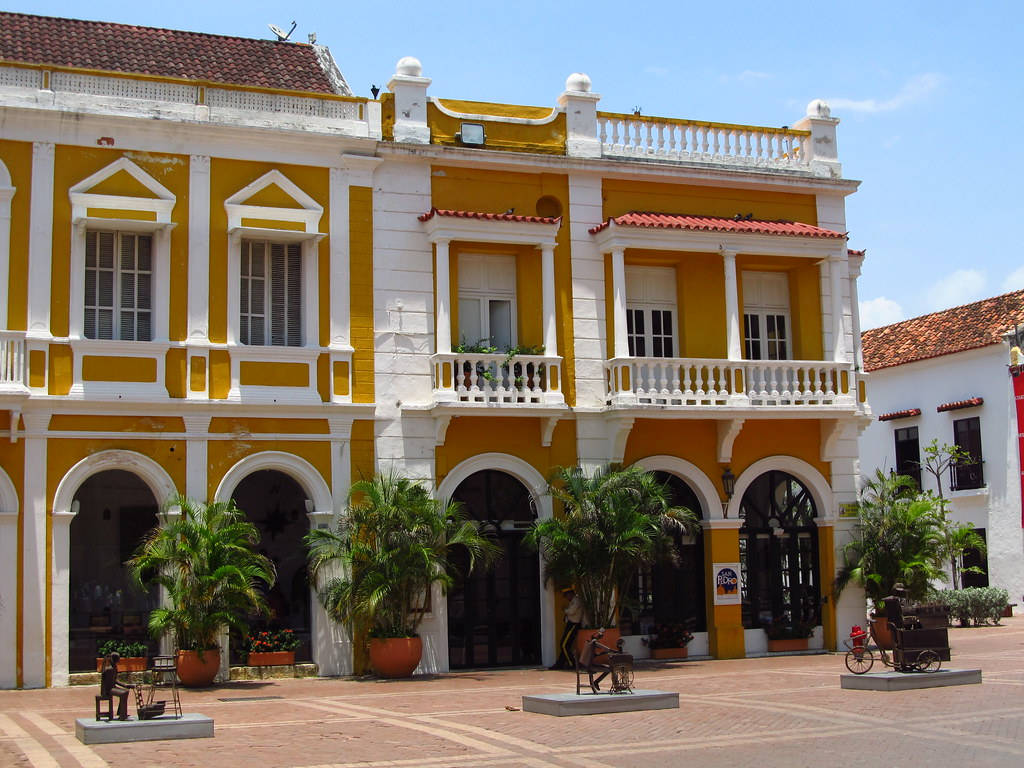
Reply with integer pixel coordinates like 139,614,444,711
84,231,116,339
84,231,153,341
268,242,303,347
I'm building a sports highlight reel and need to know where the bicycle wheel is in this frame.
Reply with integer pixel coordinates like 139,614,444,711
845,648,874,674
916,650,941,673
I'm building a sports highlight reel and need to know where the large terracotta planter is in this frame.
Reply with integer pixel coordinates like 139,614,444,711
176,649,221,687
650,647,688,660
247,651,295,667
870,614,894,650
96,657,147,673
767,637,808,653
574,628,622,660
369,637,423,678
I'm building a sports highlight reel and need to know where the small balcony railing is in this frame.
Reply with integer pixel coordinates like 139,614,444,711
0,331,28,394
605,357,856,408
950,461,985,492
432,352,563,406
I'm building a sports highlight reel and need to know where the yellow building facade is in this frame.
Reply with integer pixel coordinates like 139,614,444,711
0,14,869,688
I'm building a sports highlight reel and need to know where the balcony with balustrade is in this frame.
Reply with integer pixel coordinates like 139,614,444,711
0,330,29,402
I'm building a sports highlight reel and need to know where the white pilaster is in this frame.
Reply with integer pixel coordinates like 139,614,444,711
187,155,211,342
848,252,864,370
722,249,742,360
540,243,558,356
610,247,628,358
21,411,48,687
50,509,75,686
27,142,54,338
567,172,607,410
830,254,846,362
329,167,351,349
0,181,14,329
434,239,452,354
183,414,211,502
0,505,18,688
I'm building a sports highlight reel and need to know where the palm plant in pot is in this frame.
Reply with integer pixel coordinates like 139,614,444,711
526,465,699,655
306,473,499,678
834,470,946,648
128,495,276,687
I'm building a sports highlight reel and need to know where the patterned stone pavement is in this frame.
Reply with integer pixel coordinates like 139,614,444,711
3,616,1024,767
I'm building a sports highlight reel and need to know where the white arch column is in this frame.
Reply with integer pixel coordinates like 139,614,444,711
0,467,18,688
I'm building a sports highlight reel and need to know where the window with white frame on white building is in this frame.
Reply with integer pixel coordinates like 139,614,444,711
457,252,516,350
84,230,153,341
952,416,985,490
239,240,303,346
626,265,677,358
742,271,790,360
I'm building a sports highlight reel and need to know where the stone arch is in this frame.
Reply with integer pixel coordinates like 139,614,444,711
0,464,17,514
726,456,832,521
631,455,721,520
214,451,332,513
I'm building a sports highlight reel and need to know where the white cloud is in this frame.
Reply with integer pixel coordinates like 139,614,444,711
859,297,905,329
828,73,942,114
1001,265,1024,293
926,268,987,311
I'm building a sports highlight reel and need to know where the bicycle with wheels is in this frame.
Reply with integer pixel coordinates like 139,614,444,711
843,624,943,674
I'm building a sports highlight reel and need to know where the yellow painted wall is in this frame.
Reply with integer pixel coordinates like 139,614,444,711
350,186,374,403
81,356,157,383
705,526,745,658
209,350,230,400
49,415,184,432
0,140,34,330
238,361,308,387
29,350,45,389
602,178,818,224
166,348,187,398
624,420,724,508
736,254,823,361
50,148,190,340
730,420,828,482
428,101,566,154
818,525,836,650
47,345,72,395
206,440,330,503
208,417,329,435
431,166,576,404
207,159,329,345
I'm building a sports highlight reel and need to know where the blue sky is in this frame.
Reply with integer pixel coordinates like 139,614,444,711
9,1,1024,328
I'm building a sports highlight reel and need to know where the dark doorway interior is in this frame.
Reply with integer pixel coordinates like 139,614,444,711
69,470,159,672
447,470,541,669
231,470,312,662
960,528,989,589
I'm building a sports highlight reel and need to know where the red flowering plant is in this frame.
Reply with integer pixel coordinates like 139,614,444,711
644,623,694,650
247,629,300,654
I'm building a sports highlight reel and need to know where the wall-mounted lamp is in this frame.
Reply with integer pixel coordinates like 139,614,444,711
720,466,735,516
456,122,485,147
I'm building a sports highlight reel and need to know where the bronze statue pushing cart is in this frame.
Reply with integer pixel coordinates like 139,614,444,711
844,585,950,674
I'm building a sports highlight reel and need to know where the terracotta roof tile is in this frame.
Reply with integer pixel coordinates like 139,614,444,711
878,408,921,422
0,12,342,94
418,208,561,225
588,212,845,239
862,289,1024,372
936,397,983,413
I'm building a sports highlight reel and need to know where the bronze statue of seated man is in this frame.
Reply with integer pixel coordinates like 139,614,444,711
577,629,621,694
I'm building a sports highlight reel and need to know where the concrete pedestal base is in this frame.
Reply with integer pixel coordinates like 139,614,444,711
522,689,679,717
840,668,982,691
75,713,214,744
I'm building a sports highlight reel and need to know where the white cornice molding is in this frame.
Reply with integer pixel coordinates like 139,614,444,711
421,214,560,247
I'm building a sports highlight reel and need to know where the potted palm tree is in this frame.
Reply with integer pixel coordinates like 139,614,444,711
128,495,276,687
306,473,498,678
526,465,699,655
834,470,946,648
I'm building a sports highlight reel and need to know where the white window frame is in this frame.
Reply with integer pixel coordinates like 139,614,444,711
742,271,791,361
83,229,154,342
457,252,517,350
625,265,678,358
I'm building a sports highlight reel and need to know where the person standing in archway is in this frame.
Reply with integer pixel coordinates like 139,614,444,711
552,587,584,669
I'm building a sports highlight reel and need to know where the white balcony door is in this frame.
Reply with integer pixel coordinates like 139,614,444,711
742,271,790,361
458,252,517,350
625,266,677,358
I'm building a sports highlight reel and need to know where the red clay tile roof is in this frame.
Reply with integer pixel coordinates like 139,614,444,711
936,397,983,413
588,212,845,238
0,12,342,94
862,289,1024,372
418,208,561,225
878,408,921,422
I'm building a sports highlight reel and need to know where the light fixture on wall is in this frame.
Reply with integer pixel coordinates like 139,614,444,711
720,466,736,517
456,122,485,147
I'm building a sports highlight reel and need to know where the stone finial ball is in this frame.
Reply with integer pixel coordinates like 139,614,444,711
806,99,831,118
396,57,423,77
565,72,592,93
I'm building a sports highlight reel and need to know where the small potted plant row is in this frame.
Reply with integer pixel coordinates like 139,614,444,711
645,623,694,659
764,618,814,652
246,629,300,667
96,639,148,672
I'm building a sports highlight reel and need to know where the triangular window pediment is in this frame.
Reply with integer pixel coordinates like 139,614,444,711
225,170,322,233
69,157,176,222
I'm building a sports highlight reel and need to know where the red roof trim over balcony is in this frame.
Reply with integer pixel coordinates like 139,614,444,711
418,208,561,225
878,408,921,422
588,212,846,238
937,397,983,412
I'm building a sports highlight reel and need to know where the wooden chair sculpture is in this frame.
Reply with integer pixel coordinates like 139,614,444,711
132,655,182,719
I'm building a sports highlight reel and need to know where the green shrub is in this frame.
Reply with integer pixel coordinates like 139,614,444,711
936,587,1009,626
98,639,148,658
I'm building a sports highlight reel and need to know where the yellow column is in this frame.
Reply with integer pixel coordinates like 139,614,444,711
817,524,837,651
704,519,745,659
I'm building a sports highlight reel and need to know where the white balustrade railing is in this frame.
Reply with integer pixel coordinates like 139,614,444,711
597,112,810,169
0,331,27,392
606,357,856,408
432,353,562,405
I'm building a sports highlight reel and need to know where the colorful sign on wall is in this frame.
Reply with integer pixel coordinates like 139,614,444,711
713,562,742,605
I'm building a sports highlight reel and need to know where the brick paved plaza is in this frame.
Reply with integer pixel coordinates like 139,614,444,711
3,617,1024,768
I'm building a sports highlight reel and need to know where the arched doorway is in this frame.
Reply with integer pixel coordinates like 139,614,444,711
739,470,820,630
447,470,541,668
621,472,706,636
68,470,159,672
231,470,312,662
